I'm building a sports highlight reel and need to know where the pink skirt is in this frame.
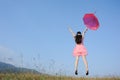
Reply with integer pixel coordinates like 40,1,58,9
73,44,87,56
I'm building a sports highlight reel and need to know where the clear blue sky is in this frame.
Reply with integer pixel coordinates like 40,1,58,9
0,0,120,77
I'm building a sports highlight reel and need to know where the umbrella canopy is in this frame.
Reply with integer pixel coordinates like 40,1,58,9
83,13,99,30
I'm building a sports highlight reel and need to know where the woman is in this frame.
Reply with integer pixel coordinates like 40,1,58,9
69,27,89,75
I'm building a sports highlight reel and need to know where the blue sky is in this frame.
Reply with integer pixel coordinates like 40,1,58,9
0,0,120,77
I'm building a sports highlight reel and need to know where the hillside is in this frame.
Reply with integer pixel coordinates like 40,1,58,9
0,62,39,74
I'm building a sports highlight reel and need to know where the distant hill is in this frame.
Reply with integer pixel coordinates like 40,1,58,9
0,62,39,74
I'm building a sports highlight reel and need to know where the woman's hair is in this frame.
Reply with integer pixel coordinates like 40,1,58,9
75,31,82,44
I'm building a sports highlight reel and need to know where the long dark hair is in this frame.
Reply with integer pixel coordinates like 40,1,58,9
75,31,82,44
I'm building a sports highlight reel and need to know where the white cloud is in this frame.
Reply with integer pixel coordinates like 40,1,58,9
0,46,21,67
0,46,42,70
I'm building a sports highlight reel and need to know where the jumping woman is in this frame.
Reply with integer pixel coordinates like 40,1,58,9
68,27,89,76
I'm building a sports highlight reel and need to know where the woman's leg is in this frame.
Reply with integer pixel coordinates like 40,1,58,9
74,56,79,75
82,55,89,75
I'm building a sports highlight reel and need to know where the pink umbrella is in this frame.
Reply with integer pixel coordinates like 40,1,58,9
83,13,99,30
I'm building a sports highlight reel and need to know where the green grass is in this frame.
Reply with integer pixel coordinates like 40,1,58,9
0,73,120,80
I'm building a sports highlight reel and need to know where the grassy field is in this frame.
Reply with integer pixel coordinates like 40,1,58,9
0,73,120,80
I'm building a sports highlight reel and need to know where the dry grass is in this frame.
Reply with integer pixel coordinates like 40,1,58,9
0,73,120,80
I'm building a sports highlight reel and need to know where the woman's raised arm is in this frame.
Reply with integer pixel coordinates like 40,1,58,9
68,27,76,37
82,27,88,37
